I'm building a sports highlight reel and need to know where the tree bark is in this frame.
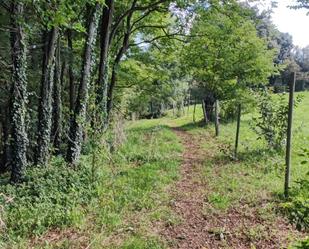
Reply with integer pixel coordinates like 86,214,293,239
202,100,208,124
0,105,12,173
67,3,101,165
106,31,130,122
106,1,137,124
9,1,28,182
51,38,62,154
205,95,215,122
67,30,75,113
36,27,59,166
95,0,114,129
0,118,3,171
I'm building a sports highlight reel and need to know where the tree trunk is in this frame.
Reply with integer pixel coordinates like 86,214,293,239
205,95,215,122
36,27,59,166
106,67,117,120
67,30,75,113
51,38,62,154
106,1,136,124
95,0,114,129
0,118,3,171
9,1,28,182
67,3,101,165
202,100,208,124
0,105,12,173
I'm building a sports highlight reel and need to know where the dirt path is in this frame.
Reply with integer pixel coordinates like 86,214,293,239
161,127,212,249
160,127,304,249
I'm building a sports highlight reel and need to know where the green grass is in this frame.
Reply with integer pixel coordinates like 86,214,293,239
0,123,182,248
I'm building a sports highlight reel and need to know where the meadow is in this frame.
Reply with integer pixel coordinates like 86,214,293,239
0,92,308,248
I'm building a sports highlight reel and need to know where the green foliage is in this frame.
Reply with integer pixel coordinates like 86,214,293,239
220,89,256,121
252,90,302,151
282,176,309,232
0,158,99,240
282,148,309,232
30,0,102,30
119,42,189,119
291,237,309,249
183,2,277,103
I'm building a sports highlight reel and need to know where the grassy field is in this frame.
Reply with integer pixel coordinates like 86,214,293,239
0,92,308,248
166,92,309,216
164,91,309,193
127,91,309,247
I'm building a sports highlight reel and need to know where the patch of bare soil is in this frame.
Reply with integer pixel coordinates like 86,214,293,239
160,127,304,249
29,228,91,248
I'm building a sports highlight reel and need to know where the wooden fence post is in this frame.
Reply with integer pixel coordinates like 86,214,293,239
284,72,296,198
234,103,241,159
202,100,208,125
215,100,220,136
193,101,196,123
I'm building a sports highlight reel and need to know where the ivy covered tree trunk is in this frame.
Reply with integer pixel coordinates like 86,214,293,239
0,105,12,173
9,1,28,182
51,39,62,154
67,3,101,165
36,27,59,166
95,0,114,130
67,30,75,113
0,118,4,171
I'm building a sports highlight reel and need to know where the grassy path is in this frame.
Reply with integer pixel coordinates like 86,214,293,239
159,124,305,249
2,99,307,248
